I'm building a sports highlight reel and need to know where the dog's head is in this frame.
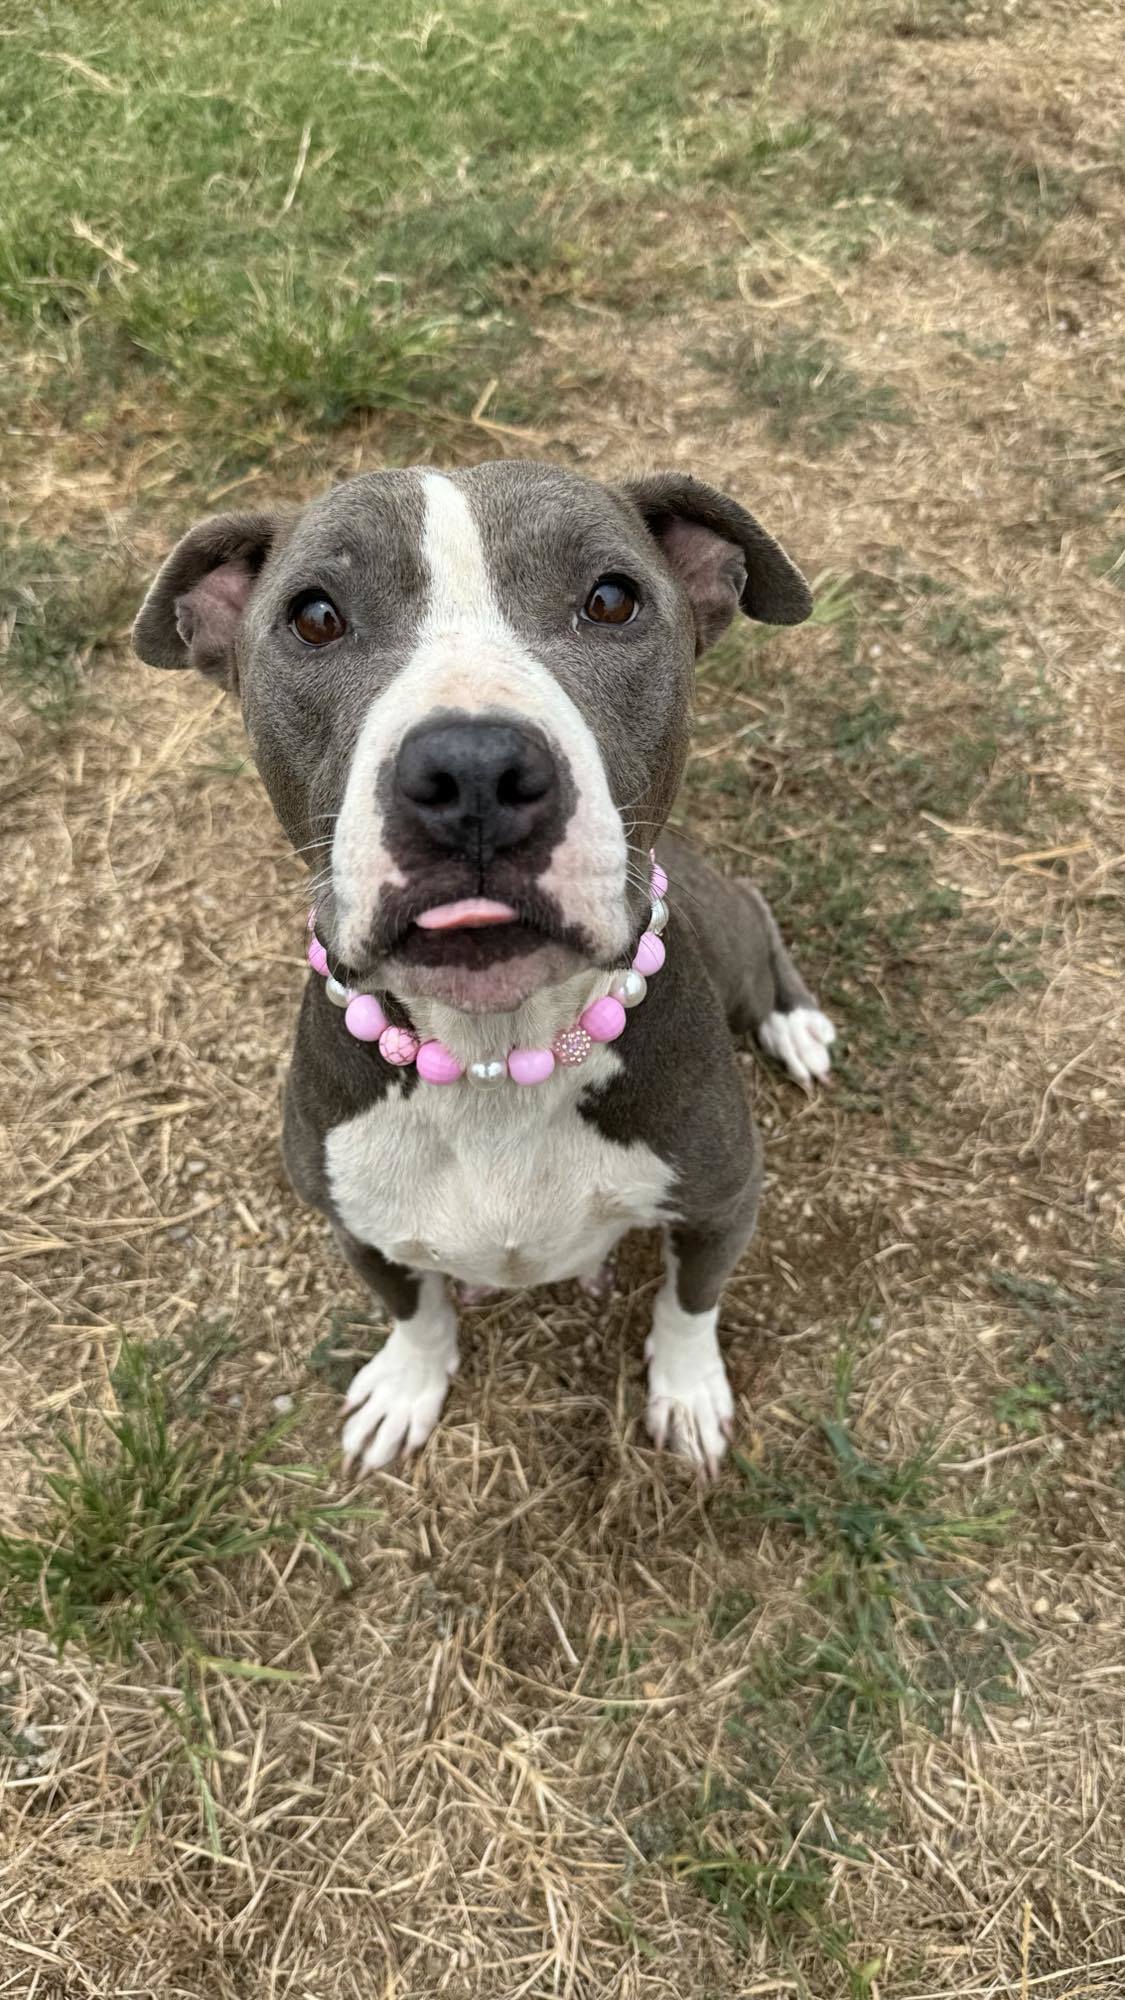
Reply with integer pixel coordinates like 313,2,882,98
134,462,810,1010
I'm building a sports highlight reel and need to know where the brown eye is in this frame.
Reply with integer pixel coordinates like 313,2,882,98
289,593,345,646
581,575,639,626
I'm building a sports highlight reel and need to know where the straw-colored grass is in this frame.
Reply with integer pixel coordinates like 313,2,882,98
2,0,1123,1992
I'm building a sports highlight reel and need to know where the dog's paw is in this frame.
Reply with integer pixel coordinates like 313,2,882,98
341,1325,458,1473
644,1325,734,1477
759,1005,836,1087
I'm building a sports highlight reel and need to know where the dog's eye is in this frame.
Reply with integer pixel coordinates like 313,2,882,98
581,575,639,626
289,593,345,647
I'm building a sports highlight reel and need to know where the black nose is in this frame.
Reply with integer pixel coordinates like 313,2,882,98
394,718,559,864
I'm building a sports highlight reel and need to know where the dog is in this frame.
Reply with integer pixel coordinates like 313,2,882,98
133,462,835,1475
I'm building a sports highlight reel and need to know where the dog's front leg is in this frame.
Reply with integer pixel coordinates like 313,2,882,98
334,1229,459,1472
645,1196,760,1477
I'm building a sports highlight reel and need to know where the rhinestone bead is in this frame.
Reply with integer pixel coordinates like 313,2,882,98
552,1025,592,1067
649,895,669,935
324,975,351,1008
467,1057,507,1087
611,968,647,1009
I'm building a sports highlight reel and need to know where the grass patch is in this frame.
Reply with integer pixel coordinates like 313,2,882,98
0,0,829,464
992,1268,1125,1433
680,566,1066,1100
0,1337,367,1664
699,328,909,451
956,926,1047,1016
0,1335,374,1851
0,531,139,722
668,1353,1015,1980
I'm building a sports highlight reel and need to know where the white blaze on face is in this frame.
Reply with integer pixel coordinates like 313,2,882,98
332,472,630,965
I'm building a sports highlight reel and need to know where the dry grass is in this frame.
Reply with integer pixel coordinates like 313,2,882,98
2,0,1125,1993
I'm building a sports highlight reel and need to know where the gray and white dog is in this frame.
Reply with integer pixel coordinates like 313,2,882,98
133,462,835,1474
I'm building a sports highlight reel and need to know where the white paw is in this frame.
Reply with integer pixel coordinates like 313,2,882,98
759,1005,836,1086
645,1317,734,1476
341,1323,458,1473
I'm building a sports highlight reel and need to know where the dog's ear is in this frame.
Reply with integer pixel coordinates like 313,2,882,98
132,511,287,690
618,472,812,653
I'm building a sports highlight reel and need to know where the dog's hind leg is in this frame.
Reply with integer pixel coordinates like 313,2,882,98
728,881,836,1086
656,832,835,1086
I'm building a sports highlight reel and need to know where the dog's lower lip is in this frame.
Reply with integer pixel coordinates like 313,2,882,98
415,898,518,932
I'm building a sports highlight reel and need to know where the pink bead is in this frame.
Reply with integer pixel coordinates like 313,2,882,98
650,861,668,899
307,937,329,977
633,930,666,976
552,1024,592,1067
343,994,387,1042
378,1024,419,1066
306,908,317,932
507,1046,556,1085
416,1039,464,1085
580,994,627,1043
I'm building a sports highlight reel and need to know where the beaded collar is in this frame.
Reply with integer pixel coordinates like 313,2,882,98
306,855,669,1088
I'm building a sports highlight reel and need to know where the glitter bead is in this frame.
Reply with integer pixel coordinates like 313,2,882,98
611,968,647,1008
580,994,627,1043
324,975,351,1008
508,1047,556,1085
649,895,669,935
467,1057,507,1087
344,994,388,1042
633,931,665,977
416,1039,464,1085
379,1024,420,1066
552,1025,592,1067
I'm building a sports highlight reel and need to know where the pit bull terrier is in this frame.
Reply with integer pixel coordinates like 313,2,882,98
133,462,835,1474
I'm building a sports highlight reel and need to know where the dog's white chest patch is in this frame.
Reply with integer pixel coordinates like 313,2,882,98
325,1072,675,1290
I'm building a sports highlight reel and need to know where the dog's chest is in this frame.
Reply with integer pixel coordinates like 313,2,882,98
324,1070,675,1290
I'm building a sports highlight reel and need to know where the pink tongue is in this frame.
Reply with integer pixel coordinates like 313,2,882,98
415,898,518,932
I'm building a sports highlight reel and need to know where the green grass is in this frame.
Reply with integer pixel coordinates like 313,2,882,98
699,329,910,451
679,565,1069,1102
0,0,827,457
0,530,140,722
0,1337,368,1665
0,1334,377,1850
992,1267,1125,1434
666,1351,1016,1980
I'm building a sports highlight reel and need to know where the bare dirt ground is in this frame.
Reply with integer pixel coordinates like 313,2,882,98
2,1,1124,1994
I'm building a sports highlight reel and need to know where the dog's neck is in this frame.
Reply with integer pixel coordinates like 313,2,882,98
404,966,616,1069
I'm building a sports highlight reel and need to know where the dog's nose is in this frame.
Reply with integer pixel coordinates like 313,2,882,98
394,718,559,862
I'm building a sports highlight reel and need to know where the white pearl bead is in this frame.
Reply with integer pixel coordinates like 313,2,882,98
324,976,352,1008
649,896,669,935
611,968,647,1008
467,1057,507,1087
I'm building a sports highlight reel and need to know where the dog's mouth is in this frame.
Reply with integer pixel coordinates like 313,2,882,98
330,877,601,1003
414,897,519,933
